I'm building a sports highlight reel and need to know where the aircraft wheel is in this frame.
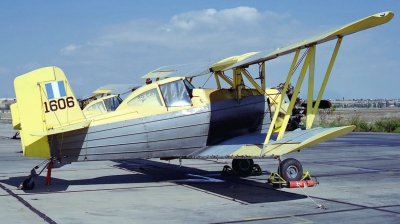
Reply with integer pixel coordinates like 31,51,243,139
232,159,254,175
22,178,35,190
278,158,303,182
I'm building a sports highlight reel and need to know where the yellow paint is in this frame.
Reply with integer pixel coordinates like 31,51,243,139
263,125,355,156
273,117,284,132
10,103,21,130
38,78,85,130
13,67,87,158
256,11,393,63
12,12,394,160
306,45,316,129
230,145,262,157
278,48,312,140
264,89,281,105
241,69,264,95
329,12,394,37
214,72,221,89
80,85,264,127
32,120,91,136
215,72,233,87
262,49,300,150
14,71,50,158
93,89,112,94
211,56,239,72
232,69,244,100
231,126,355,157
211,52,259,72
310,37,343,125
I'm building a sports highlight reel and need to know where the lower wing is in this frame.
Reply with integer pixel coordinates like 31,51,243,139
188,126,355,159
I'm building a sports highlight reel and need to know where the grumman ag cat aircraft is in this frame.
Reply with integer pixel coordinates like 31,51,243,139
11,11,393,190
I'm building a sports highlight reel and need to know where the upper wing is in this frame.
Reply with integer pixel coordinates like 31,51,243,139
187,126,355,158
222,11,394,71
141,11,393,79
141,62,213,79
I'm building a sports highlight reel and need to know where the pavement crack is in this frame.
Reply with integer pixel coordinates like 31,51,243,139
0,182,57,224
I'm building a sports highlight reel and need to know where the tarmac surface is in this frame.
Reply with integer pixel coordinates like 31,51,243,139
0,122,400,223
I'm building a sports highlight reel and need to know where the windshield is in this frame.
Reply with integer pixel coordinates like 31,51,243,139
159,80,192,107
104,96,123,111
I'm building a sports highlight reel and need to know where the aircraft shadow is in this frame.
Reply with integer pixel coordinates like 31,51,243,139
1,159,306,204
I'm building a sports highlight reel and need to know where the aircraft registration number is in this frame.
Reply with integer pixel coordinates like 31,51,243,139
43,97,75,113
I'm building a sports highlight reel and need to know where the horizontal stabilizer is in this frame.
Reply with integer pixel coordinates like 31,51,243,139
32,120,92,136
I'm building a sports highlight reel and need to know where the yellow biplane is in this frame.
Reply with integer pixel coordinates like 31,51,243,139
11,11,393,190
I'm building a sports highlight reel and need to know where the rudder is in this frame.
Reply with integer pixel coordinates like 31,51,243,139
12,66,85,158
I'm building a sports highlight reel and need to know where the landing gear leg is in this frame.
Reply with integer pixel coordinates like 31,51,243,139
221,159,262,175
45,161,53,186
268,157,318,188
20,168,38,190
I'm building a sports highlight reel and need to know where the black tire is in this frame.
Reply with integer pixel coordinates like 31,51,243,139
22,178,35,190
232,159,254,175
278,158,303,182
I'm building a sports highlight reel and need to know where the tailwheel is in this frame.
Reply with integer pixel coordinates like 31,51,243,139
22,178,35,190
18,159,53,190
232,159,254,175
278,158,303,182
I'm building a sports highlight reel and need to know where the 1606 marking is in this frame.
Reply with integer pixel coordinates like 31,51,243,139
44,97,75,113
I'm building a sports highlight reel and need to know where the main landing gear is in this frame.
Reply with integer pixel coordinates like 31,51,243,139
232,159,253,175
222,159,262,176
221,158,318,188
268,158,318,188
278,158,303,182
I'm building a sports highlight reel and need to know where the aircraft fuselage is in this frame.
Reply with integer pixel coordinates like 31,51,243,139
50,88,268,163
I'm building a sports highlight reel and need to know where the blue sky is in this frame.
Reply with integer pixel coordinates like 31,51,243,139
1,1,399,99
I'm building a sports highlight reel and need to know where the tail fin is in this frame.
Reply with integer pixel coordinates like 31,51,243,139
12,66,85,158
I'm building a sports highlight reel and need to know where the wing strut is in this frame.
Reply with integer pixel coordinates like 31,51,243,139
241,69,264,94
274,37,342,140
306,45,316,129
214,72,222,89
277,46,314,140
260,62,266,91
307,37,343,127
214,71,234,88
260,49,301,155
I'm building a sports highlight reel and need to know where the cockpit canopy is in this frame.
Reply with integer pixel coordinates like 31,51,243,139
82,78,195,118
83,95,123,117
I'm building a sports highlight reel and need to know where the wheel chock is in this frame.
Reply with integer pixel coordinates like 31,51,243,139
221,165,236,176
251,164,262,175
267,170,319,188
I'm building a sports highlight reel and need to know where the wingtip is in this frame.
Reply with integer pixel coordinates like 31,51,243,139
376,11,394,20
